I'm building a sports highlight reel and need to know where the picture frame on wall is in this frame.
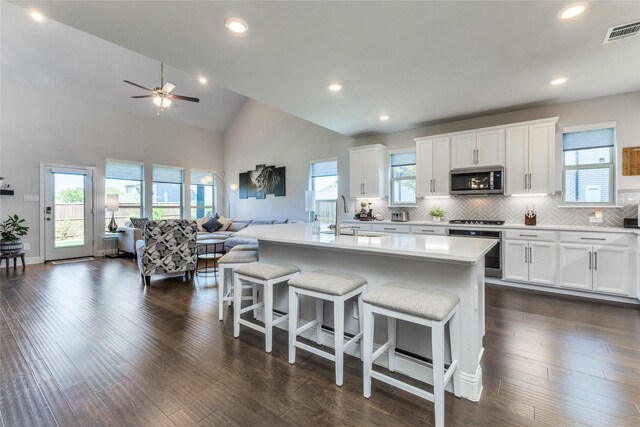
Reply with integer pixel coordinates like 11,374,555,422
239,164,286,199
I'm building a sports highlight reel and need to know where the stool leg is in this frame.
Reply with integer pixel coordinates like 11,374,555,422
13,257,17,269
218,267,226,321
387,316,397,372
264,282,274,353
233,276,242,338
334,297,345,386
21,254,25,268
363,304,374,398
288,287,298,364
252,284,259,319
358,293,364,360
316,298,324,346
450,309,461,397
432,322,445,427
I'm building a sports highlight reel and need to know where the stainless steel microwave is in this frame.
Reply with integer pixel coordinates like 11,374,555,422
450,166,504,195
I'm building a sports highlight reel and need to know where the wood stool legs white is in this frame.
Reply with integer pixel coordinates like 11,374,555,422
363,303,374,398
316,299,324,346
288,287,299,364
334,300,345,386
432,321,445,427
387,317,397,372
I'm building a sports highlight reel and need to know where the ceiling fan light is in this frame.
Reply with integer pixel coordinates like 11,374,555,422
225,17,248,33
153,96,172,107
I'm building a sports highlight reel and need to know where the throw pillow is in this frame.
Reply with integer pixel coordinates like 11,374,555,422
196,214,210,232
217,215,233,231
130,217,149,230
202,218,223,232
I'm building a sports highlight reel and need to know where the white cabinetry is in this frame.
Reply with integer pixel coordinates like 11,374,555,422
450,129,504,169
505,120,556,195
559,233,630,296
503,230,555,285
370,223,412,234
349,144,386,199
415,136,450,197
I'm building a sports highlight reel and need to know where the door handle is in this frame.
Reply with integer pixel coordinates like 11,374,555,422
46,217,51,221
524,246,528,264
581,237,606,241
588,251,592,270
529,247,532,264
528,173,532,189
433,179,437,193
519,234,538,237
594,252,597,270
524,173,527,189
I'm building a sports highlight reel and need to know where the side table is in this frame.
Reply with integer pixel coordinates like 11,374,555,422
196,239,225,276
1,252,26,270
103,232,123,258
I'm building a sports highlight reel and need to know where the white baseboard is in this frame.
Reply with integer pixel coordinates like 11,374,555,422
25,256,43,265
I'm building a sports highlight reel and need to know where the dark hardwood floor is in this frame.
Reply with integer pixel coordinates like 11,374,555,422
1,258,639,426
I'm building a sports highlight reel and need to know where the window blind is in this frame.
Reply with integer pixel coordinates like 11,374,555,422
310,160,337,178
153,166,183,183
390,152,416,167
563,128,615,151
105,161,143,180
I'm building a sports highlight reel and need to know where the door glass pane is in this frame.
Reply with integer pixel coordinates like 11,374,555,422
54,173,85,248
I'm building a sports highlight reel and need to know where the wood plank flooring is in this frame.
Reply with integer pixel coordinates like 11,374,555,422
1,258,639,426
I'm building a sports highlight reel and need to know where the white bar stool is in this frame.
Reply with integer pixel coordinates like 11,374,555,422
233,261,300,353
362,282,460,427
288,270,367,386
218,250,259,321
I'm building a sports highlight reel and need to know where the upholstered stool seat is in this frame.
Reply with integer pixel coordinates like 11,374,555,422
230,244,259,252
288,270,368,386
217,251,259,322
362,282,460,427
234,262,300,353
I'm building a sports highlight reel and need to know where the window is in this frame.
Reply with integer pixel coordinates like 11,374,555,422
105,160,143,228
309,159,338,224
562,123,616,205
389,151,416,205
152,165,184,220
190,170,216,219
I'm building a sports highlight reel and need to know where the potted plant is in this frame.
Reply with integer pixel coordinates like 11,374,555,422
0,214,29,254
429,206,445,223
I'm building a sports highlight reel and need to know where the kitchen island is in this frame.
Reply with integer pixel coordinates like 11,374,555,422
234,223,498,401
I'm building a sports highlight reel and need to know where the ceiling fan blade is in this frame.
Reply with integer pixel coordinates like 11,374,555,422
131,95,154,99
162,82,176,93
123,80,153,91
168,94,200,103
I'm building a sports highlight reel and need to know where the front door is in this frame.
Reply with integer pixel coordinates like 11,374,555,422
44,166,94,261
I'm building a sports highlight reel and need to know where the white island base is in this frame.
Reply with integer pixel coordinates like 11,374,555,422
236,224,493,402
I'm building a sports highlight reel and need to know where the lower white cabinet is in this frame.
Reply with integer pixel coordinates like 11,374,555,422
504,239,555,285
370,223,412,233
559,243,629,295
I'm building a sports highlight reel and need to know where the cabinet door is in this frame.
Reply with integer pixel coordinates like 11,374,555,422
505,126,529,195
450,133,476,169
529,241,555,286
592,246,629,295
528,122,555,194
416,139,434,197
432,137,450,196
503,240,529,282
349,150,365,198
476,129,505,167
362,148,383,198
559,244,592,290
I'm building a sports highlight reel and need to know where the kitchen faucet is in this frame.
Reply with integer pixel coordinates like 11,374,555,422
329,195,349,236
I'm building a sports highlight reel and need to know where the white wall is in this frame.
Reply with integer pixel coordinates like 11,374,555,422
355,91,640,191
223,100,354,220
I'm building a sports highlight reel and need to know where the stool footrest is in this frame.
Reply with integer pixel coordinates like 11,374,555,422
296,319,319,336
370,371,434,402
240,302,263,315
443,360,458,386
295,341,336,362
238,318,266,333
344,332,363,351
372,340,393,362
272,314,289,326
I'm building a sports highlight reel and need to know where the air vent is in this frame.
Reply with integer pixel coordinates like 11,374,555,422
603,21,640,44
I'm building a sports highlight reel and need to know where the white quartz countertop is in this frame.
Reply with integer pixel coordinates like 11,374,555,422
343,219,639,234
234,223,497,264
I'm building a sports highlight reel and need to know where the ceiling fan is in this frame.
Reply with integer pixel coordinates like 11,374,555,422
123,63,199,113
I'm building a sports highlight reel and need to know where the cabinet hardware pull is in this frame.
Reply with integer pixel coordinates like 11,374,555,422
529,247,532,264
433,180,437,193
519,234,538,237
422,229,434,232
588,251,592,270
524,173,527,189
581,237,606,241
527,173,530,190
594,252,597,270
524,246,528,264
383,228,396,231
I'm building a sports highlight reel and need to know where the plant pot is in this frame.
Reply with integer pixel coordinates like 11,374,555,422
1,238,23,254
432,216,442,223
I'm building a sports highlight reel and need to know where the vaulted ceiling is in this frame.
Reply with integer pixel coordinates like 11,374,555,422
7,1,640,136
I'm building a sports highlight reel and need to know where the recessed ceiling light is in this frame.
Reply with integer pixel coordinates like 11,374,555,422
550,77,568,85
379,115,390,121
558,2,588,20
328,82,343,92
31,11,44,21
225,17,248,33
198,77,207,84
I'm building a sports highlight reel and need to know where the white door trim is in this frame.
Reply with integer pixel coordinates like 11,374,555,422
40,163,97,261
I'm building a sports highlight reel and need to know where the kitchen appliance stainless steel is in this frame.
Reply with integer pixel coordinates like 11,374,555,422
448,225,502,278
450,166,504,196
391,211,409,222
449,219,505,225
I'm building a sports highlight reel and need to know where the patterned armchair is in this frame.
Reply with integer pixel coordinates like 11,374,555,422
136,219,198,286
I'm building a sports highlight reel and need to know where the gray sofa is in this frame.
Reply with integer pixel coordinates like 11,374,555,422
118,218,296,255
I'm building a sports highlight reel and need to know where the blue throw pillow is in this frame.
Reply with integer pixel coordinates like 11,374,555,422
203,218,223,232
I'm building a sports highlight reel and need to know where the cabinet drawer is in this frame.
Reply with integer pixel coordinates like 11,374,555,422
504,229,555,242
559,232,631,246
411,225,446,235
370,223,412,233
341,222,372,231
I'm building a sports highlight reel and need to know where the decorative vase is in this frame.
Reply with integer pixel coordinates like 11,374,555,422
1,238,22,254
433,216,441,223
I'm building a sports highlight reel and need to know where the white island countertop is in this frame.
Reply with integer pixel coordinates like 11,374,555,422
234,223,497,264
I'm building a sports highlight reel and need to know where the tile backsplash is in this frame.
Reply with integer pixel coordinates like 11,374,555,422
363,192,640,228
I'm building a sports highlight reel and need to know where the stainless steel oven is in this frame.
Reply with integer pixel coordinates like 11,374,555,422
448,228,502,278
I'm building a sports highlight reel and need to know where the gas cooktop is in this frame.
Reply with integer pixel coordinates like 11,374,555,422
449,219,505,225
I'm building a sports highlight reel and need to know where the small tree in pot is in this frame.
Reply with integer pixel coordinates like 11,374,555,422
0,215,29,254
429,206,445,223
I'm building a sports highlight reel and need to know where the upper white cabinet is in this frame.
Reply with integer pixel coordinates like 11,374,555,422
450,129,504,169
415,136,450,197
349,144,386,199
505,119,557,195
